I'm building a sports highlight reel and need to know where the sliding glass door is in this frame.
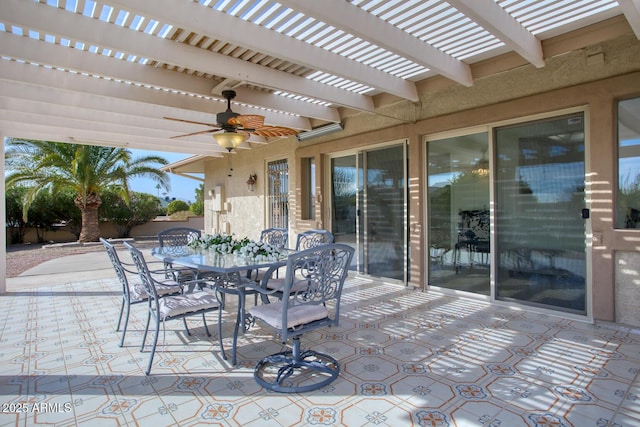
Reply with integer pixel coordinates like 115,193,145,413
330,143,408,282
495,113,586,313
427,132,490,295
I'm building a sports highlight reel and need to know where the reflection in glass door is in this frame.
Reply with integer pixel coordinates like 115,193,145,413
363,145,407,281
495,113,586,313
427,133,490,295
331,155,362,272
330,144,408,282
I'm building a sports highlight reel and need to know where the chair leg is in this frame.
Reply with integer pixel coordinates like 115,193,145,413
116,299,126,331
119,301,131,348
145,318,161,376
183,318,191,336
201,313,211,336
141,311,151,352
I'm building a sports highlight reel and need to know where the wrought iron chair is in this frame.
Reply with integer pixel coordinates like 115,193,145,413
259,229,334,302
100,238,183,347
157,227,202,284
260,227,288,248
124,241,221,375
249,227,289,283
248,243,354,392
295,229,334,250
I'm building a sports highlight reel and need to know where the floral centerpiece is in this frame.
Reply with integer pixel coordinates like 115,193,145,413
188,232,283,261
188,233,249,254
235,240,284,261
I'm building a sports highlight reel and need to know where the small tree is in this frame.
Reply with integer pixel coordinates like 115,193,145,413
166,200,190,216
100,191,163,237
190,183,205,216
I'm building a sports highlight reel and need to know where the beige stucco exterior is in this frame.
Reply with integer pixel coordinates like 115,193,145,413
190,18,640,327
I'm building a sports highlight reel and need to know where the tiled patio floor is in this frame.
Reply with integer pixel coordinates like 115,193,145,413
0,275,639,426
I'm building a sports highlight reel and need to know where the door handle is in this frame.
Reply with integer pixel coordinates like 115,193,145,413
581,208,590,219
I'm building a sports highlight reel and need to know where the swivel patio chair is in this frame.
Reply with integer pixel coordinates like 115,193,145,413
100,238,184,347
125,241,221,375
259,229,334,302
248,243,354,393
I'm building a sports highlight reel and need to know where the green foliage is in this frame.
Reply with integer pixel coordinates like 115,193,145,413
5,186,28,244
189,183,205,216
166,200,190,216
100,191,163,237
618,172,640,228
5,186,82,243
4,139,170,241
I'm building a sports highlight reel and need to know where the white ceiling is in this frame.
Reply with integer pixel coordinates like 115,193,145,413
1,0,639,157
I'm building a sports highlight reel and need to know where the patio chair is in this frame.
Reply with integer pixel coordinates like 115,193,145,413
124,241,221,375
100,238,183,347
260,227,288,248
258,229,334,302
248,243,354,392
157,227,202,283
249,227,289,283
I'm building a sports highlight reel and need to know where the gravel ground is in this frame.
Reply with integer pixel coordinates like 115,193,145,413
5,239,157,278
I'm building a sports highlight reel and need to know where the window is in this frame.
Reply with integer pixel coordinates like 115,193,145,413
267,159,289,229
617,97,640,229
301,157,316,220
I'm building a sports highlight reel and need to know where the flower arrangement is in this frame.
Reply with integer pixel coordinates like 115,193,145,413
188,233,249,254
188,232,283,260
236,240,282,261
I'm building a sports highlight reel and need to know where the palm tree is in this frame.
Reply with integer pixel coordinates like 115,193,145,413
5,139,170,242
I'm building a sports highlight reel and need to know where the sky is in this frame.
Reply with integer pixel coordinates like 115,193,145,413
128,149,202,203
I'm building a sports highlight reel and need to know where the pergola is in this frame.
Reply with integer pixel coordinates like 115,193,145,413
2,0,639,155
2,0,640,292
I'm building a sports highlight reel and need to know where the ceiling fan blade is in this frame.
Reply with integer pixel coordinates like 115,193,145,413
169,129,219,139
252,126,299,138
164,116,220,127
228,114,265,130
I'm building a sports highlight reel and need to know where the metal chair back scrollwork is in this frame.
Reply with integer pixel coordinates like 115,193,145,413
249,243,354,393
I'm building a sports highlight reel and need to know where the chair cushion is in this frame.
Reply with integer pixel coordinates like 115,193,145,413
129,278,181,301
249,301,328,329
264,277,308,294
158,291,219,320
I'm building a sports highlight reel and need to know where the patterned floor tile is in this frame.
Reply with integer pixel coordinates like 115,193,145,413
1,277,640,426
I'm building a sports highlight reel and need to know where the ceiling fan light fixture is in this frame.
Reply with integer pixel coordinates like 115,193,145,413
213,131,247,151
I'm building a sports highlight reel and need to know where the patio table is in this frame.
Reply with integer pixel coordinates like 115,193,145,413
151,246,289,365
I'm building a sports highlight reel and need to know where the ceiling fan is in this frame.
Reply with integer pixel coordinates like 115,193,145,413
164,90,298,151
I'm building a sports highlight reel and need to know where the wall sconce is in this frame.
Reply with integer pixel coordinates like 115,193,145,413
246,174,257,191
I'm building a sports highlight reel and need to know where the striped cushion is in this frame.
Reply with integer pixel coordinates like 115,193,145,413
129,278,181,301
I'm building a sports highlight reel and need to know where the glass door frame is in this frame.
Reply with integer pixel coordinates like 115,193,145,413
423,108,593,320
325,139,410,285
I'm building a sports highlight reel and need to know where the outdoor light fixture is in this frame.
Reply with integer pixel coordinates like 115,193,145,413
246,174,257,191
213,131,247,151
296,122,343,142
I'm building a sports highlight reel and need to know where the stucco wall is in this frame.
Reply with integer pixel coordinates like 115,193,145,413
198,25,640,324
615,252,640,327
203,138,299,242
6,216,204,245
